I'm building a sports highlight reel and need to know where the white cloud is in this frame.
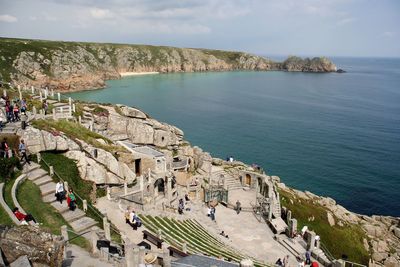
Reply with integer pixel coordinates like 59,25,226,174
0,14,18,23
90,8,114,19
337,17,356,26
382,31,395,38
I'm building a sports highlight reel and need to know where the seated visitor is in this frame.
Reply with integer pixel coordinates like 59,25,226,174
275,258,283,266
13,207,37,225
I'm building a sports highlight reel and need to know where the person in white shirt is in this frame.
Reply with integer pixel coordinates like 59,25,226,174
55,181,65,203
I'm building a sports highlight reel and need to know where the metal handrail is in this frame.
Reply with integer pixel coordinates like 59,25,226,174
40,155,120,236
319,241,335,262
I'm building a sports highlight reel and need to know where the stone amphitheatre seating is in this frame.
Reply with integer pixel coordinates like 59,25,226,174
139,215,272,267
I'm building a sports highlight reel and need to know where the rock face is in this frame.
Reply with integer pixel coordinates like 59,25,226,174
0,38,337,91
0,225,64,267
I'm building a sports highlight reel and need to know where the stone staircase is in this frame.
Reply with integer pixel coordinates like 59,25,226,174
1,121,19,134
210,170,242,190
23,163,98,235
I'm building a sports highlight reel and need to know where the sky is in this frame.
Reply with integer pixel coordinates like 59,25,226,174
0,0,399,57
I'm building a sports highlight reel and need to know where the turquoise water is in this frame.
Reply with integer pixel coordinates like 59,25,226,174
68,58,400,217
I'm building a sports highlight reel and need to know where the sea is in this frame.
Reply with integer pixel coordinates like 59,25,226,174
67,57,400,217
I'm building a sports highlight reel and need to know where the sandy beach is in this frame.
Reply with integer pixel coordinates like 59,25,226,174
120,71,159,77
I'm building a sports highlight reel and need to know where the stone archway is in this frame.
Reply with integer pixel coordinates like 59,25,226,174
245,174,251,186
154,178,165,192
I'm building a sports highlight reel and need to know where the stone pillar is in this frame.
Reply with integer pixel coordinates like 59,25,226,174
64,181,69,193
307,231,316,251
138,246,146,265
57,92,61,102
49,166,54,176
78,115,82,124
240,259,254,267
166,177,172,203
124,182,128,195
106,187,111,200
37,153,41,163
332,259,345,267
182,241,187,254
286,210,292,224
139,175,144,191
289,218,297,238
72,103,76,113
91,226,99,255
19,88,22,101
162,243,171,267
44,88,48,99
100,247,108,261
103,217,111,241
83,199,88,212
31,86,34,94
51,88,54,97
52,109,56,120
61,225,68,244
315,239,320,249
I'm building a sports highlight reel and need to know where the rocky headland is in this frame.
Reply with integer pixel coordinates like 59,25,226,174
0,38,338,92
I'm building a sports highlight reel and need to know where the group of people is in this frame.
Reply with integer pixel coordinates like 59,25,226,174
125,207,142,230
54,181,77,211
0,138,30,165
3,97,27,123
276,251,317,267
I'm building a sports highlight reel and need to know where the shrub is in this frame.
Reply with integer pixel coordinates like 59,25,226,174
0,157,21,181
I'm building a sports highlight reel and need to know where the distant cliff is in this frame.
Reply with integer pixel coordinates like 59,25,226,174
0,38,337,91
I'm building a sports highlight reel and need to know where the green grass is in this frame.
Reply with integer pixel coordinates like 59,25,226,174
40,152,121,243
280,189,369,264
17,179,90,249
31,119,124,153
0,205,14,225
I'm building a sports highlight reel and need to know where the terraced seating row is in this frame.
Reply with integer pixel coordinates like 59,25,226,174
139,215,271,267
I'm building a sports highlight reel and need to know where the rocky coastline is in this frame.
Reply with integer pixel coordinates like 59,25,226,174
0,38,338,92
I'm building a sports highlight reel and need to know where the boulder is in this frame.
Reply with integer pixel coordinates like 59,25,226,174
393,227,400,239
327,212,335,226
372,252,388,262
384,256,399,267
0,226,64,267
119,105,147,119
9,255,31,267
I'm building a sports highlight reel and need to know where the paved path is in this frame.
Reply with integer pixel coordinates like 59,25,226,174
63,245,113,267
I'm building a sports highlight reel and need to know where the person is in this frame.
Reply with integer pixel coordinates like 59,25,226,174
283,255,290,267
138,253,157,267
13,103,20,121
210,207,216,221
185,193,190,202
21,98,27,113
42,100,48,115
20,112,27,130
1,138,9,158
19,139,30,165
67,188,76,211
275,258,283,266
13,207,37,224
305,251,311,265
236,200,241,214
297,256,305,267
5,102,12,123
219,231,229,238
55,181,65,203
207,206,211,217
178,199,184,215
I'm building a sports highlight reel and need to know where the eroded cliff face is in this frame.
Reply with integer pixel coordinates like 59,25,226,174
0,38,337,91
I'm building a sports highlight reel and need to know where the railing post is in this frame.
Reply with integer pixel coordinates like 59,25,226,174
68,97,72,107
162,243,171,267
39,90,43,102
106,187,111,200
51,88,54,97
83,199,88,212
72,104,76,113
37,153,41,163
61,225,68,245
78,115,82,124
31,86,34,94
138,246,145,265
2,89,6,98
240,259,254,267
124,183,128,195
44,88,48,99
64,181,69,193
157,229,163,239
182,241,187,254
69,105,72,117
91,226,98,255
57,92,61,102
52,109,56,120
49,166,54,176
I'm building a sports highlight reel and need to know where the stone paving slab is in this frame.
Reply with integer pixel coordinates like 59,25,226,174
23,162,40,173
51,201,70,213
43,193,57,203
39,182,57,196
27,169,47,181
70,216,98,233
63,209,86,223
33,175,53,186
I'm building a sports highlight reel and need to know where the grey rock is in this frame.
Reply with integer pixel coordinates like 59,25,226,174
10,255,31,267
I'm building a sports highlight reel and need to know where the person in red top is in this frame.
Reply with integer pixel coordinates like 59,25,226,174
12,207,37,224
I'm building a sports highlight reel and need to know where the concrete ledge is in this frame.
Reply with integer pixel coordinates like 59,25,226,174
0,183,20,225
11,174,35,225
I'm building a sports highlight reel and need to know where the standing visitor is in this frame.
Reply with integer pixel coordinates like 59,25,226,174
55,181,65,203
13,103,20,121
18,139,30,165
42,100,48,115
67,188,76,211
20,112,27,130
21,98,27,113
275,258,283,266
236,200,241,214
210,207,216,221
283,255,290,267
1,138,9,158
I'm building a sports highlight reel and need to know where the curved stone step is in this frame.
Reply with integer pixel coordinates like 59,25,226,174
63,209,86,223
27,169,47,181
39,182,57,196
23,162,40,174
51,200,69,213
43,193,57,203
33,175,53,186
70,216,98,233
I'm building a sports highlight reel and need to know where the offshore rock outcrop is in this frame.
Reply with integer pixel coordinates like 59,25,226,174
0,38,337,92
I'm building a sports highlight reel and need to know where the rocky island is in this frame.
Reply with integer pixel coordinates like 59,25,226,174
0,38,338,92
